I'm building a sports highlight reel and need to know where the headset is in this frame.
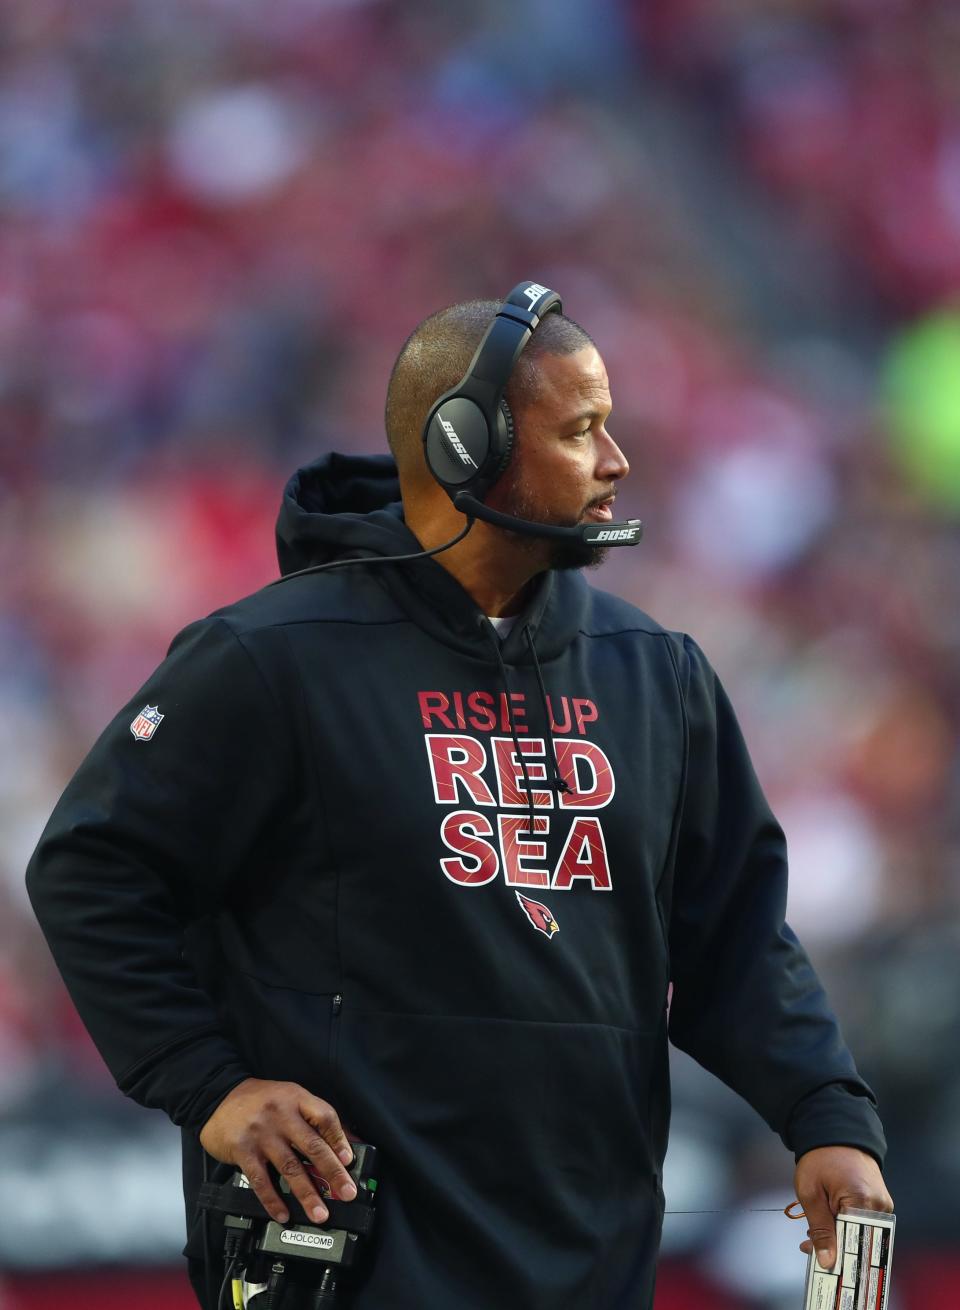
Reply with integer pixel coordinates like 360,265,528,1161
422,279,643,548
273,280,641,587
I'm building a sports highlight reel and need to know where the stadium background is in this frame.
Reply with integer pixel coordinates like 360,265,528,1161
2,1,959,1306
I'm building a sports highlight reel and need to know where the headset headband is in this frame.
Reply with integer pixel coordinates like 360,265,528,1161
461,281,563,411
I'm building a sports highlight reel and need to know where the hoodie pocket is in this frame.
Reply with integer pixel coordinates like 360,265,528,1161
341,1010,658,1227
333,1010,662,1308
219,971,342,1095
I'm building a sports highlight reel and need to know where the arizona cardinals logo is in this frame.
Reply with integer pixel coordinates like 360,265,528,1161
515,891,559,939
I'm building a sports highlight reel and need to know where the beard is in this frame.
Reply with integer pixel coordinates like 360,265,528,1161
500,483,610,572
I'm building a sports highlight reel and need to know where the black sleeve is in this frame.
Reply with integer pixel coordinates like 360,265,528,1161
26,616,292,1134
666,635,886,1165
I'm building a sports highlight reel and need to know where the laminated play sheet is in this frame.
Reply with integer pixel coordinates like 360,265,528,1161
802,1208,895,1310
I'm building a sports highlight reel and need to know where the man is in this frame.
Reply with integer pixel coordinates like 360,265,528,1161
27,284,891,1309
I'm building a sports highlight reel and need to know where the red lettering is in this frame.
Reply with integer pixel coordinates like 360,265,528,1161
556,740,615,809
499,691,528,733
440,811,499,885
421,691,596,734
425,734,496,806
572,698,598,736
552,817,611,890
492,737,553,808
545,694,571,735
450,691,467,730
418,691,453,730
497,814,550,887
467,691,497,732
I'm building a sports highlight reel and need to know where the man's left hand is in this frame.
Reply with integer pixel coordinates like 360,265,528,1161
794,1146,894,1270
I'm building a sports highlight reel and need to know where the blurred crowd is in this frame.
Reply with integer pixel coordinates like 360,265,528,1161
1,1,958,1306
639,0,960,310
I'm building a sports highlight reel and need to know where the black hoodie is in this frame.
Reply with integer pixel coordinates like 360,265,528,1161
27,453,885,1309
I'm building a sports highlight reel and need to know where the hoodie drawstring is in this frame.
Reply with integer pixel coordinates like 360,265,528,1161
480,619,569,842
523,624,572,799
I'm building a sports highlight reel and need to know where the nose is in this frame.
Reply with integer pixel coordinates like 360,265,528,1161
597,428,629,483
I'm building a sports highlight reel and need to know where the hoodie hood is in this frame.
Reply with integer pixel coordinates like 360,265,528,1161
276,452,404,574
275,452,591,663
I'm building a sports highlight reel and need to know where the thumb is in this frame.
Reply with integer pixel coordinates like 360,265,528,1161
804,1196,839,1271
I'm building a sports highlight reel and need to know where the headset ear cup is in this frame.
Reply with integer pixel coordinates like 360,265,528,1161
492,399,515,479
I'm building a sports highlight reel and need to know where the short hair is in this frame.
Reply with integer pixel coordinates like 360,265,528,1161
384,299,595,477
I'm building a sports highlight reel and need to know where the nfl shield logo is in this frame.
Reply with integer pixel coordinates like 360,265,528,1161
130,705,164,742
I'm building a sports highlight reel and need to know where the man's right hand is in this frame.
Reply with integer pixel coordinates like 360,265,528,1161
199,1077,357,1225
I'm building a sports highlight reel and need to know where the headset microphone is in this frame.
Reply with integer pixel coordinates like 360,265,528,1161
453,491,643,547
